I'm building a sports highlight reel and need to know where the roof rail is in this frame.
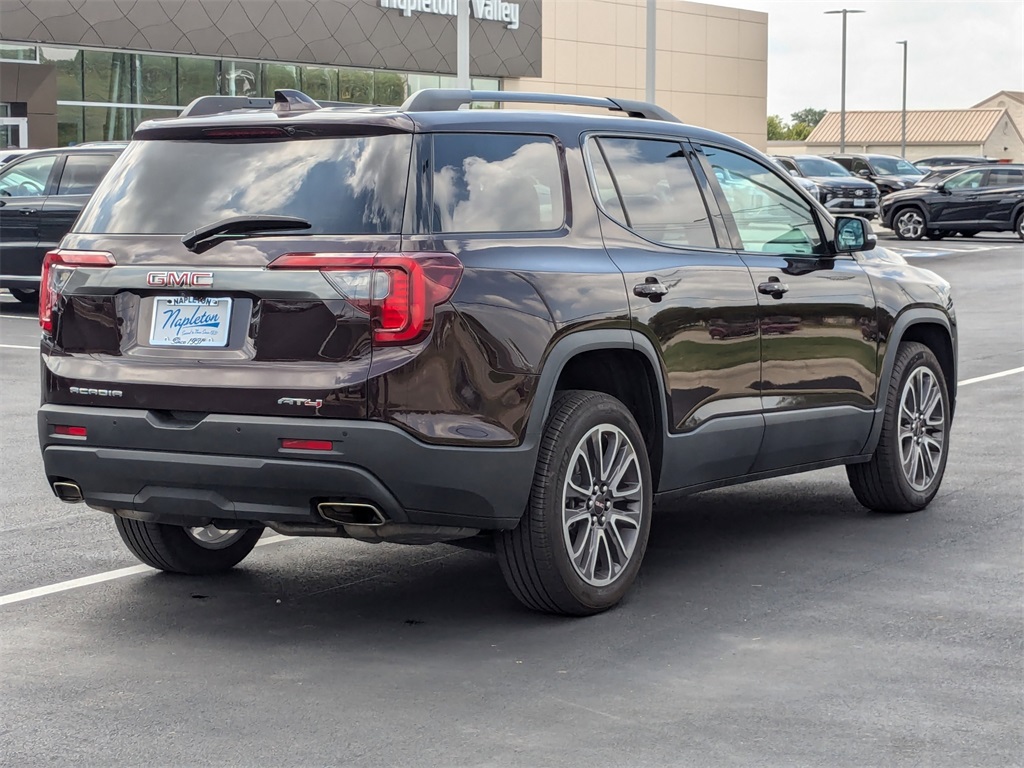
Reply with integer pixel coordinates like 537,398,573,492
178,90,374,118
400,89,680,122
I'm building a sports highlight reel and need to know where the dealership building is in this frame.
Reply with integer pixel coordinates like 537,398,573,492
0,0,767,150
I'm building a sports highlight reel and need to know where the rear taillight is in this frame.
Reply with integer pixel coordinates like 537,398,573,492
268,252,463,346
39,249,116,334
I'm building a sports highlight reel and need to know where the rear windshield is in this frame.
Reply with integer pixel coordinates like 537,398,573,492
76,134,411,235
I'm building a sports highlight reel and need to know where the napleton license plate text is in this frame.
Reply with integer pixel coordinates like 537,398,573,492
150,297,231,347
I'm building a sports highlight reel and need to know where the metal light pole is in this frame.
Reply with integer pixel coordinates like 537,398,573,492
646,0,656,103
456,0,470,89
825,9,865,152
896,40,908,158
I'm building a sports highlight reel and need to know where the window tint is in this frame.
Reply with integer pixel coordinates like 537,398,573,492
0,154,57,197
57,154,118,195
987,168,1023,186
594,137,715,248
944,169,985,190
702,145,824,256
76,135,411,235
432,134,564,233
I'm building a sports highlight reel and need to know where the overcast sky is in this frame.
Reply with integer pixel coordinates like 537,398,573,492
719,0,1024,122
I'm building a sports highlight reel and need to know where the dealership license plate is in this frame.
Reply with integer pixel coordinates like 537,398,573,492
150,297,231,347
854,199,866,207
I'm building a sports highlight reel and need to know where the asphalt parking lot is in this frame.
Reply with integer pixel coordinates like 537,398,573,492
1,233,1021,767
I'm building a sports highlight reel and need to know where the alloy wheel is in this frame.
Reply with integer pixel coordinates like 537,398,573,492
896,210,925,239
561,424,644,587
897,367,946,492
186,525,247,549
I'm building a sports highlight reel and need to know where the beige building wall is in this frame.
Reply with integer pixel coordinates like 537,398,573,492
982,113,1024,161
974,93,1024,139
503,0,769,150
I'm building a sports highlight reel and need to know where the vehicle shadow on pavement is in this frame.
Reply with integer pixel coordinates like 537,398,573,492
71,475,931,644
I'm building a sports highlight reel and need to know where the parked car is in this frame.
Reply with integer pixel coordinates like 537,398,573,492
769,156,818,198
913,155,999,173
827,153,925,196
881,163,1024,240
773,154,880,219
0,144,125,303
37,89,957,616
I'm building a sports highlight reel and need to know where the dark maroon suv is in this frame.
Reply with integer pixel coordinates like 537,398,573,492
37,90,957,615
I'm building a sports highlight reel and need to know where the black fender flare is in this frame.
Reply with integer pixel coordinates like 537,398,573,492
861,307,956,455
524,329,671,441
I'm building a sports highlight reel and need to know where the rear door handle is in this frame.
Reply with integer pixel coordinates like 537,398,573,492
633,278,669,301
758,280,789,299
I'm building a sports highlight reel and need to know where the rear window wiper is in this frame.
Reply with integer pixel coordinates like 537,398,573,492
182,215,312,254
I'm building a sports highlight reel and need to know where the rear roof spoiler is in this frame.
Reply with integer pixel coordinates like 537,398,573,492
178,88,680,122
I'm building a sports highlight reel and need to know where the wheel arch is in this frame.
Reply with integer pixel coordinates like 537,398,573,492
863,308,957,454
891,201,930,227
527,330,669,490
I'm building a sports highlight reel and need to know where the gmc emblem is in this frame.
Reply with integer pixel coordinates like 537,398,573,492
146,271,214,287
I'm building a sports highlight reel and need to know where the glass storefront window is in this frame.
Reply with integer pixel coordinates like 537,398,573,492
84,106,132,143
301,66,338,102
177,58,217,106
41,47,83,101
408,74,440,94
339,69,374,103
0,43,38,62
137,54,177,105
374,71,408,106
83,51,133,104
57,105,84,146
263,63,300,95
219,61,261,97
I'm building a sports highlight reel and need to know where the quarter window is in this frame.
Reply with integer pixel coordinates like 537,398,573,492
0,154,57,197
592,137,716,248
431,134,565,233
702,145,825,256
987,168,1023,186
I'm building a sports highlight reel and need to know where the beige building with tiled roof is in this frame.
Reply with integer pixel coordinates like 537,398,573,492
802,108,1023,162
972,90,1024,139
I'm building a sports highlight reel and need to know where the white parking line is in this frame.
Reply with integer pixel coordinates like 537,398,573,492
0,534,290,607
958,366,1024,387
1,365,1022,609
0,314,38,321
0,343,37,350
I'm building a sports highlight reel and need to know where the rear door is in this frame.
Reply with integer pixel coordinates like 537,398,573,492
587,134,764,490
0,152,59,286
39,152,120,251
696,143,878,471
44,127,415,420
975,167,1024,227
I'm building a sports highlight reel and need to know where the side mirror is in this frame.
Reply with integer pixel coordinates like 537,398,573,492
857,169,872,178
935,182,947,193
834,216,876,253
788,169,800,177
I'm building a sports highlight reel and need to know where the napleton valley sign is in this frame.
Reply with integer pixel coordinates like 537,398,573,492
379,0,521,29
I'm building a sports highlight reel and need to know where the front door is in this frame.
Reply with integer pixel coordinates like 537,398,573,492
586,135,764,491
696,143,878,472
931,168,989,227
0,152,59,288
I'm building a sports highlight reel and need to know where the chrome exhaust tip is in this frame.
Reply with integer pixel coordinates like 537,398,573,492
53,481,84,503
317,502,386,527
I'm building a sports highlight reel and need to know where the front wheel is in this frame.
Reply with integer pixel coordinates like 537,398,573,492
115,517,264,574
496,390,653,616
847,342,950,512
893,208,926,240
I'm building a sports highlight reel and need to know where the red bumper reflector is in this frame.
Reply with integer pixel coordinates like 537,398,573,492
280,439,333,451
54,425,88,437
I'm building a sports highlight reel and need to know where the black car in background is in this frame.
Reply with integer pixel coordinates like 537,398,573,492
881,164,1024,240
0,144,124,303
827,153,924,196
773,154,880,219
914,155,999,173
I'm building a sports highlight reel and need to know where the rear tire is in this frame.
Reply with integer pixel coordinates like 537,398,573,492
115,517,264,574
893,208,926,240
847,342,950,512
9,288,38,305
1015,211,1024,241
496,390,653,616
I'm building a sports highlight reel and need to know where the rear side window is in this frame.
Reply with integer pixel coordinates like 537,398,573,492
592,137,716,248
57,154,118,196
987,168,1023,186
431,133,564,233
76,134,411,235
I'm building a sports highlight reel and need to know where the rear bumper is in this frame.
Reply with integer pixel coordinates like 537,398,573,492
38,406,537,530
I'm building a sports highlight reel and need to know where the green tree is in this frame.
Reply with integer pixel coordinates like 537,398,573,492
790,107,826,128
767,114,788,140
787,122,813,141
